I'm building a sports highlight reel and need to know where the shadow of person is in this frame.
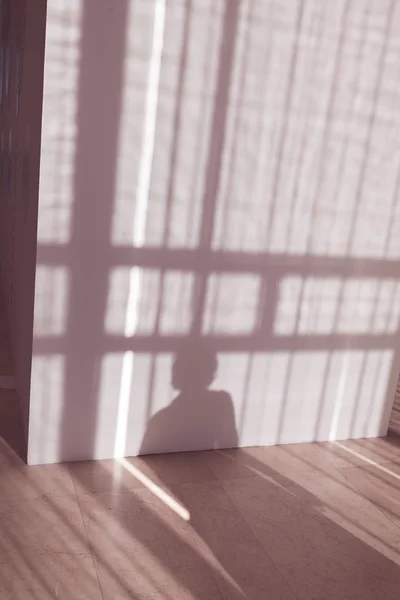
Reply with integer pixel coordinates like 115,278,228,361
140,339,238,455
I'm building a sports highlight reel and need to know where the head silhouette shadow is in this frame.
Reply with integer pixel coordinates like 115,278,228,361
140,339,238,455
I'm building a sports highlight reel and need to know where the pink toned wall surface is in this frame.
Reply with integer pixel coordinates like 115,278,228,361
0,0,46,435
29,0,400,465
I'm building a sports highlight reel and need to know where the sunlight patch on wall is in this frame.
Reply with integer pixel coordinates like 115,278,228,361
106,267,195,336
131,354,174,455
203,274,261,335
111,0,164,247
337,279,400,334
96,354,152,459
212,0,400,258
105,267,145,335
38,0,83,244
113,353,175,458
94,353,124,460
275,276,400,335
215,349,393,447
160,271,195,334
28,355,65,465
97,353,174,461
111,0,224,248
33,266,69,336
329,350,393,440
237,353,291,445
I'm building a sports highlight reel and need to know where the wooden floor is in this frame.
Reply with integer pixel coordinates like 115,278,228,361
1,412,400,599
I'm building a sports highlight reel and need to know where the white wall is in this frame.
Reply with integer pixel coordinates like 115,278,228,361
29,0,400,464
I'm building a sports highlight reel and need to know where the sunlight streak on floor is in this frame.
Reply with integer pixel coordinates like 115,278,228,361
118,457,191,521
334,441,400,482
